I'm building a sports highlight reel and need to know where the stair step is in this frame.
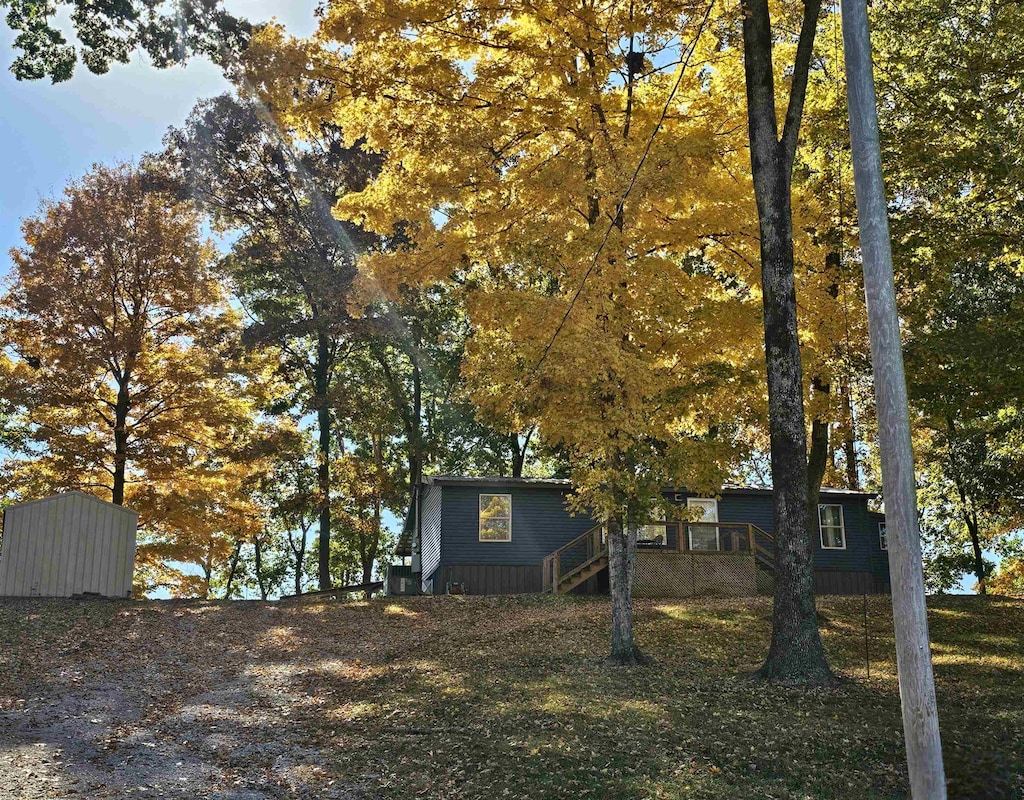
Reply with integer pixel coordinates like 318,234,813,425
555,556,609,593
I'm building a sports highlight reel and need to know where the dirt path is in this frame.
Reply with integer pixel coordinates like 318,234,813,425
0,599,381,800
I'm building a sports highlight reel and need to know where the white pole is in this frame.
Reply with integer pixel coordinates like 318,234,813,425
839,1,946,796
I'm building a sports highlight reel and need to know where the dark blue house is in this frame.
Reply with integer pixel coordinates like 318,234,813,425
398,476,891,597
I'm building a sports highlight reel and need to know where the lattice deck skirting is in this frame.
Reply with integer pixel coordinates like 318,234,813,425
633,551,774,598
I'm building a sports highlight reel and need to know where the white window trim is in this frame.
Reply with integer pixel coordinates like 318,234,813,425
818,504,847,550
479,493,512,542
686,497,720,551
879,522,887,551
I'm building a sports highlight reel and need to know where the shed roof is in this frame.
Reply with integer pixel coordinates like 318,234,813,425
4,491,140,517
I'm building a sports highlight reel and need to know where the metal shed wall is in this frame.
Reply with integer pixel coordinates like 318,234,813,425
0,492,138,598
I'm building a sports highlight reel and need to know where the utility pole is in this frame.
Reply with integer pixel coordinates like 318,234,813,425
839,1,947,797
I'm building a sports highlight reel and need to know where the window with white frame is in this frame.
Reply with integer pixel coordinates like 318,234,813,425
479,494,512,541
818,504,846,549
878,522,887,550
687,497,720,551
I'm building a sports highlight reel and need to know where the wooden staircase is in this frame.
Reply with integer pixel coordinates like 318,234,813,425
543,524,608,594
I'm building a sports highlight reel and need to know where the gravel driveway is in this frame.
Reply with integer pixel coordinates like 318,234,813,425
0,598,403,799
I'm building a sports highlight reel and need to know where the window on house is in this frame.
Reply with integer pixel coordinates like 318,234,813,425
479,494,512,541
638,523,669,546
687,497,720,551
879,522,887,551
818,504,846,549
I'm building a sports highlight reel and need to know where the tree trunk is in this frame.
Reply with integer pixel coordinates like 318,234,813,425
509,428,533,478
363,432,384,600
201,544,214,600
509,432,525,478
401,355,425,543
315,333,333,590
606,515,648,665
112,376,131,505
361,559,375,600
254,532,268,601
224,538,242,599
840,384,860,489
946,416,986,594
808,417,830,509
742,0,832,684
808,379,831,511
294,531,306,597
966,513,986,594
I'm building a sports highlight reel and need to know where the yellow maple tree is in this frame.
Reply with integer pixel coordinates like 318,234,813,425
243,0,779,659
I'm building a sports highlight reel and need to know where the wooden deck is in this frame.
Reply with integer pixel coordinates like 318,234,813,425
542,522,775,597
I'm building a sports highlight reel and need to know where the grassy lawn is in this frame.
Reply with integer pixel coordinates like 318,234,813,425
0,594,1021,799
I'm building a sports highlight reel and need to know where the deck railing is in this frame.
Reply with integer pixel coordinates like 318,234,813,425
542,521,775,593
679,522,775,571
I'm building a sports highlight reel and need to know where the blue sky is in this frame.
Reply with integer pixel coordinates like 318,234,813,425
0,3,323,598
0,1,317,279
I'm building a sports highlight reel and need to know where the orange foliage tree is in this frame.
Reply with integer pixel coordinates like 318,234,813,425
0,163,272,596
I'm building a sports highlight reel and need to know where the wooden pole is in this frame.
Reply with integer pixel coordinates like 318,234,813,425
839,1,946,796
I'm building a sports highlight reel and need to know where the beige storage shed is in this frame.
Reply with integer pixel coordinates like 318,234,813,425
0,492,138,598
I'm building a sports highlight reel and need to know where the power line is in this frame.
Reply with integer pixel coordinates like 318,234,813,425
530,0,718,377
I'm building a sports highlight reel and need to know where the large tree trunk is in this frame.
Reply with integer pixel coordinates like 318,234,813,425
606,515,648,665
315,333,333,590
112,377,131,506
742,0,832,684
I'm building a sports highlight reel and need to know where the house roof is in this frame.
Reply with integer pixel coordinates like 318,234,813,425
424,475,573,488
422,475,876,498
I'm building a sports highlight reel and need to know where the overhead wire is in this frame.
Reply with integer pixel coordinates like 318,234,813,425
529,0,718,378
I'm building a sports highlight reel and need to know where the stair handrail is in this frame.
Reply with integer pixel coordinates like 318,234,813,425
542,523,606,591
551,523,606,561
746,523,775,571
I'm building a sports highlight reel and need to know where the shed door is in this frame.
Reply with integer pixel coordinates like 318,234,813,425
686,498,720,551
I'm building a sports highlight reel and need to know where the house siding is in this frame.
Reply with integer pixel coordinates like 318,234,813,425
437,484,595,569
867,511,891,592
422,479,890,596
665,490,888,587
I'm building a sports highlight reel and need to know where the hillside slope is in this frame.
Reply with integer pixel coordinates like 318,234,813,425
0,595,1021,799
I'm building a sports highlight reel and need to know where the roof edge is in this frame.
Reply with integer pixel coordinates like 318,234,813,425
5,491,141,516
421,475,877,498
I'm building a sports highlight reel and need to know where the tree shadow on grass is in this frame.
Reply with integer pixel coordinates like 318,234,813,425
1,595,1021,799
